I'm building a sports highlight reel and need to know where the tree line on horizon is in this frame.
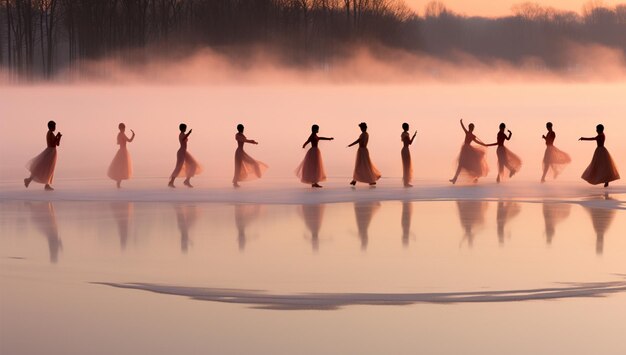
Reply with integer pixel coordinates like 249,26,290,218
1,0,625,80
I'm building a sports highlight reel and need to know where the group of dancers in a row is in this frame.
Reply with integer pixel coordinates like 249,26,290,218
23,119,621,191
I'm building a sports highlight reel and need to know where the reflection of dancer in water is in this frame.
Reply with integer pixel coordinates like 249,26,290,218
401,201,413,247
296,124,334,188
541,122,570,183
175,204,198,253
450,119,489,184
300,204,325,252
401,123,417,187
584,197,616,255
168,123,202,188
24,120,62,191
349,122,381,186
30,202,62,263
234,204,261,251
233,124,268,188
110,202,133,250
354,202,381,250
496,201,521,246
579,124,620,187
487,123,522,183
456,201,488,248
108,123,136,188
542,203,571,245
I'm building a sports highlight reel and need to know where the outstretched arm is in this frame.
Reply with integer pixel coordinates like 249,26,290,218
245,138,258,144
473,137,490,147
319,137,334,141
127,130,136,142
579,135,597,141
347,137,360,147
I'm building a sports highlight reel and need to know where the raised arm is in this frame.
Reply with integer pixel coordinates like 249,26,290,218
127,130,136,142
460,119,468,134
410,130,417,144
55,132,62,146
506,130,512,140
185,129,193,139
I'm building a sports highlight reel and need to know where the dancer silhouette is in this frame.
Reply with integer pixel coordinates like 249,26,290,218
233,124,268,188
450,119,489,184
541,122,570,183
401,123,417,187
579,124,620,187
24,120,62,191
487,123,521,183
107,123,135,188
348,122,381,186
296,124,333,188
168,123,202,188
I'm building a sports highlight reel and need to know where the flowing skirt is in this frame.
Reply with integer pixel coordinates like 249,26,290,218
296,147,326,184
543,145,571,178
171,149,202,178
107,147,132,181
581,147,620,185
26,147,57,184
401,147,412,185
457,144,489,179
496,146,522,176
353,147,381,183
233,148,268,182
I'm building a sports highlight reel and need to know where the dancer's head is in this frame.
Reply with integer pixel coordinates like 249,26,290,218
237,124,244,133
311,124,319,133
596,124,604,133
359,122,368,132
546,122,553,130
179,123,187,132
499,123,506,131
468,123,475,132
118,123,126,132
47,120,56,131
402,122,409,131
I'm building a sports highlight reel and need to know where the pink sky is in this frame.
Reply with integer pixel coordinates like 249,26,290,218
405,0,623,17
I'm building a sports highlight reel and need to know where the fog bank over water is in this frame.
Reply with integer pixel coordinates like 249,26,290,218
1,82,624,185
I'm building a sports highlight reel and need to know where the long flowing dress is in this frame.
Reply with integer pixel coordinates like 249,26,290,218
496,131,522,178
581,133,620,185
401,132,413,185
543,131,571,178
352,132,381,183
296,134,327,184
456,131,489,179
171,132,202,179
233,133,268,183
27,130,59,185
107,132,133,181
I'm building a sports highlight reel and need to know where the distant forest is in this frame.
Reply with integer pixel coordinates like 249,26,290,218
1,0,626,80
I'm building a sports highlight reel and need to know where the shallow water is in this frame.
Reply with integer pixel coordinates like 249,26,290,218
1,196,625,354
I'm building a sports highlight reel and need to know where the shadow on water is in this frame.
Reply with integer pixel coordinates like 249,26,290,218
583,194,617,255
97,277,626,310
110,202,133,250
456,201,488,248
354,201,381,251
401,201,413,247
542,203,571,245
496,201,521,246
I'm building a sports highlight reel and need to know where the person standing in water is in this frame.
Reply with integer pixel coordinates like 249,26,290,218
487,123,522,183
450,119,489,184
108,123,136,188
168,123,202,188
24,120,62,191
579,124,620,187
401,123,417,187
296,124,333,188
541,122,570,183
348,122,381,186
233,124,268,188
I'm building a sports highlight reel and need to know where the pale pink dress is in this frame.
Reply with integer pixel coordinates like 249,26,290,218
233,133,268,183
581,133,620,185
27,131,59,185
456,131,489,179
352,132,381,184
296,134,327,184
108,132,133,181
401,132,413,185
171,132,202,178
542,131,571,178
496,131,522,178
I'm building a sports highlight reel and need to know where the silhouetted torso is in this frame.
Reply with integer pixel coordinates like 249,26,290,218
464,132,475,145
235,132,246,149
359,132,369,148
544,131,555,146
179,132,188,151
401,132,410,148
46,131,56,148
309,134,320,148
117,132,127,148
496,131,506,146
595,133,605,147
